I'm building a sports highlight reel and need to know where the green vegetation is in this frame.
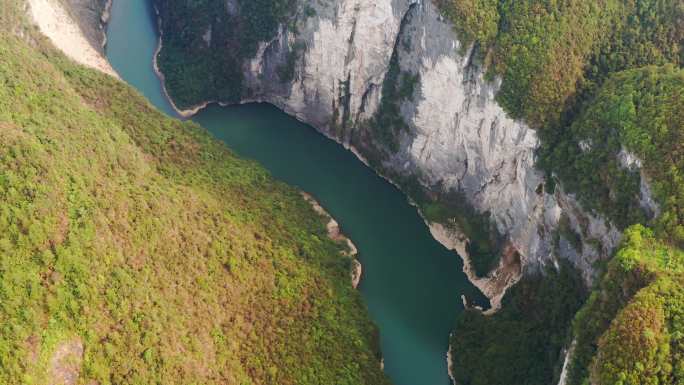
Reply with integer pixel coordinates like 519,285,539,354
128,1,684,384
155,0,301,109
433,0,499,51
543,65,683,243
437,6,682,381
438,0,609,126
365,31,417,154
436,0,682,239
568,225,684,385
436,0,682,128
557,214,584,254
0,4,388,384
450,62,682,380
277,41,305,83
366,63,412,153
592,276,684,385
450,263,586,385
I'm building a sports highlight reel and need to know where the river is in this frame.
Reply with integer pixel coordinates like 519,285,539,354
105,1,486,384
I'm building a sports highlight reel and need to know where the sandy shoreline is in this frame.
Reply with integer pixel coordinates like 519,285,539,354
28,0,119,78
447,337,456,385
301,192,363,289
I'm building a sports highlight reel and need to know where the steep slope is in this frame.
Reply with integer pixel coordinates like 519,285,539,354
567,225,684,385
450,64,683,385
560,65,683,385
435,0,682,241
153,0,632,309
27,0,117,76
0,3,389,384
151,0,682,384
61,0,112,54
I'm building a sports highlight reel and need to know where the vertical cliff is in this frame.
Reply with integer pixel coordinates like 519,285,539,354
153,0,630,307
27,0,117,77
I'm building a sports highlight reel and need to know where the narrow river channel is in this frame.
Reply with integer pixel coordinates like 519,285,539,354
106,1,486,384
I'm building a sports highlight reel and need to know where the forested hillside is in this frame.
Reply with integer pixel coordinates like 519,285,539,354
550,65,683,243
436,0,682,236
0,3,389,384
568,225,684,385
437,1,683,384
56,0,684,385
436,0,682,127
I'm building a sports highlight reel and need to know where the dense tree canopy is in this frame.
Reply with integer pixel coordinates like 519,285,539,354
546,65,684,243
0,2,389,383
438,2,683,384
450,264,586,385
437,0,682,128
155,0,300,109
569,225,684,385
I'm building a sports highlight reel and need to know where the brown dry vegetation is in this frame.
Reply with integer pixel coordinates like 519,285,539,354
0,2,388,384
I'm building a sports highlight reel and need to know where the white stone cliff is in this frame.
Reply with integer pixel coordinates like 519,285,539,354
205,0,625,307
27,0,118,78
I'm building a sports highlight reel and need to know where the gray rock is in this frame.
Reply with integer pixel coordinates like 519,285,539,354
232,0,624,290
148,0,631,299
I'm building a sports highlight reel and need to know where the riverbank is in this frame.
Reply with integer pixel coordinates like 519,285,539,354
151,4,252,118
429,223,522,313
150,6,210,118
149,23,514,312
110,3,492,383
447,337,455,385
27,0,118,78
301,192,363,289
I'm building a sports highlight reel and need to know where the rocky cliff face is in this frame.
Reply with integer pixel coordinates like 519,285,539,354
163,0,626,306
26,0,117,77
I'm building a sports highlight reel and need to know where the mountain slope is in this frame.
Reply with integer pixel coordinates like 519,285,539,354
0,4,388,384
148,0,682,384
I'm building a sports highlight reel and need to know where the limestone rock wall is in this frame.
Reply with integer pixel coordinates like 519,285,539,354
152,0,631,304
232,0,622,296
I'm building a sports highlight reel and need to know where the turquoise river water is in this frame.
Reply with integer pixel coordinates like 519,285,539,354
106,1,486,384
